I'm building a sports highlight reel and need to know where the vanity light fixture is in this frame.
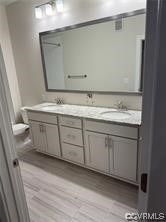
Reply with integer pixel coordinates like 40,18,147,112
56,0,64,13
45,4,54,16
35,0,64,19
35,7,43,19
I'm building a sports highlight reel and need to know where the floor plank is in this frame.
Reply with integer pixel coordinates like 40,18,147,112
19,150,138,222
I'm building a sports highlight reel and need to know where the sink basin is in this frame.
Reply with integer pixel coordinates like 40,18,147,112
100,111,131,120
40,105,61,111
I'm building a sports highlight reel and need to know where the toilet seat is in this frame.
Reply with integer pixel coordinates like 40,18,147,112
12,123,29,136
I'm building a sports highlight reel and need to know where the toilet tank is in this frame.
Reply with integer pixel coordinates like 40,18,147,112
20,107,29,124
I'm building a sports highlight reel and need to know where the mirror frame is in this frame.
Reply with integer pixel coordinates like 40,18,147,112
39,9,146,95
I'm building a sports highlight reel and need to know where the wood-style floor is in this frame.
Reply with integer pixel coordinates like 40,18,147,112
19,150,138,222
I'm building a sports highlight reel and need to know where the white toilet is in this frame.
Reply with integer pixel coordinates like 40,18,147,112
12,107,32,153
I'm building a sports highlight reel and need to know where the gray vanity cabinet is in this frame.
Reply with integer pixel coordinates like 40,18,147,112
109,136,137,181
29,120,61,156
30,121,47,153
85,120,138,182
85,131,110,173
85,131,137,182
59,116,85,164
28,109,140,184
45,123,61,156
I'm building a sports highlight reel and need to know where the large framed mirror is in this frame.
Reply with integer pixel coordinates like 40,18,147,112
40,9,146,94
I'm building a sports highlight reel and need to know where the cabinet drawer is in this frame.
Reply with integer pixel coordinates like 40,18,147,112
60,126,83,146
62,143,84,164
85,120,138,139
27,111,57,125
59,116,82,129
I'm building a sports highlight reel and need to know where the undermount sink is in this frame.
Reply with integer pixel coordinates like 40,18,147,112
40,105,61,111
100,110,131,120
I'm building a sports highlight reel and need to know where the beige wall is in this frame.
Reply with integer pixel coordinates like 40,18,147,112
6,0,146,111
0,4,21,121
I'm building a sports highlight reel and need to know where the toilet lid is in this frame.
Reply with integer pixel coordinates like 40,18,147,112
12,123,29,136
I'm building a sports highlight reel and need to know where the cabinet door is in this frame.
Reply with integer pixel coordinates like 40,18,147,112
45,124,61,156
110,136,137,181
85,131,109,173
29,121,47,152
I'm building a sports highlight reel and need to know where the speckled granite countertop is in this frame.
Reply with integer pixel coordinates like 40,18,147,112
26,103,142,126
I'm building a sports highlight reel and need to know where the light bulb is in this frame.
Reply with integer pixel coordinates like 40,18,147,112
35,7,43,19
45,4,53,16
56,0,64,13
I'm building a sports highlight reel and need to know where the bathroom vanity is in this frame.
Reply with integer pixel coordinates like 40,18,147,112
27,103,141,185
32,11,145,185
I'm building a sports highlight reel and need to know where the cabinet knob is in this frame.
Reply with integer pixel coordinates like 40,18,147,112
139,137,143,141
39,124,42,132
39,124,45,133
43,126,45,132
108,138,113,148
105,137,108,147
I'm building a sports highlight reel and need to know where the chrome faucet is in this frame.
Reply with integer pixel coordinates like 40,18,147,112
116,101,128,111
87,93,93,99
54,97,65,104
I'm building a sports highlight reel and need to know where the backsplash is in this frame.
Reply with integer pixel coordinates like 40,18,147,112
44,92,142,110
